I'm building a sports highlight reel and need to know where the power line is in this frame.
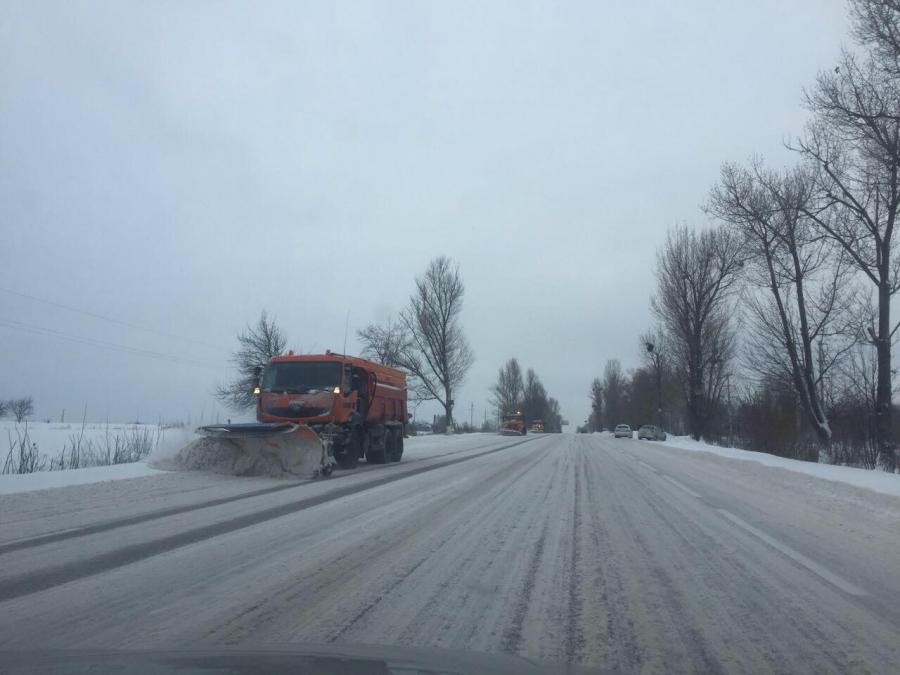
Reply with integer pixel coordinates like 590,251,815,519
0,316,223,370
0,286,230,352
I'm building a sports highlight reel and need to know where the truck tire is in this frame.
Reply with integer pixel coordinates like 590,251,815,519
389,429,403,462
367,428,387,464
336,428,362,469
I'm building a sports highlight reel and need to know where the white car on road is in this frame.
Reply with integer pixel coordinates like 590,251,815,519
614,424,632,438
637,424,667,441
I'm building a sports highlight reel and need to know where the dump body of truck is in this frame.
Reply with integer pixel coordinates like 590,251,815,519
257,351,408,468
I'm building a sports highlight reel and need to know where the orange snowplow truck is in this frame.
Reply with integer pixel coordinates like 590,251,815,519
500,411,527,436
255,350,408,469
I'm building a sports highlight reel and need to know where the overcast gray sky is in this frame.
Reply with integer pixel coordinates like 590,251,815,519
1,0,848,427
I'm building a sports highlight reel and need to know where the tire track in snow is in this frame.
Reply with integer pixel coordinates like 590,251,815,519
580,440,641,671
203,442,553,645
500,517,550,654
0,437,539,602
564,441,585,663
330,446,555,647
0,436,528,554
379,447,560,651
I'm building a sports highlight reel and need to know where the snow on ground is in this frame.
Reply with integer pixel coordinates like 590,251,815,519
660,435,900,498
0,430,503,495
0,420,192,495
0,462,165,495
1,420,164,450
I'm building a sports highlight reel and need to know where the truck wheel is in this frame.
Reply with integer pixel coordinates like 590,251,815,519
390,429,404,462
336,429,362,469
367,429,387,464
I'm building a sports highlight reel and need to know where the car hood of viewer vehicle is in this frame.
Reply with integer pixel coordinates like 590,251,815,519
0,644,612,675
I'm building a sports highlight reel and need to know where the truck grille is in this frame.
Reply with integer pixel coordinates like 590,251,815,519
267,406,329,418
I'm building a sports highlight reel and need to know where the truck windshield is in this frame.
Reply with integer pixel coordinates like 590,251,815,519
261,362,341,394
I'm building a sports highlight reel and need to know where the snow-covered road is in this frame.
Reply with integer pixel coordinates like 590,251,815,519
2,433,899,672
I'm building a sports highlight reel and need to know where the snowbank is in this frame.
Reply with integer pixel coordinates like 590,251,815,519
0,420,195,495
0,462,165,495
661,435,900,498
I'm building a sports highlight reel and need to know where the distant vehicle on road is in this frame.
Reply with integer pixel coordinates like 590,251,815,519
500,411,527,436
530,419,544,433
614,424,632,438
637,424,667,441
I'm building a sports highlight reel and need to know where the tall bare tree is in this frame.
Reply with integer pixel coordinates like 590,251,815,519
849,0,900,77
545,397,563,433
602,359,628,427
792,15,900,469
491,358,524,418
521,368,547,425
652,226,742,440
215,310,286,410
640,327,668,427
399,256,474,429
709,161,854,448
589,377,603,431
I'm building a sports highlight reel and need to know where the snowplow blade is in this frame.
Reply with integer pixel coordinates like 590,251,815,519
166,422,335,479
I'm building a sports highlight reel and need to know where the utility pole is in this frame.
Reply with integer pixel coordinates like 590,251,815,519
470,402,474,428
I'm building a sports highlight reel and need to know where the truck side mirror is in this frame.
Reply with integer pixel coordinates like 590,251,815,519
254,366,262,378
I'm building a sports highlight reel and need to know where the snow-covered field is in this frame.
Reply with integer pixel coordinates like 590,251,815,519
659,434,900,498
0,420,193,494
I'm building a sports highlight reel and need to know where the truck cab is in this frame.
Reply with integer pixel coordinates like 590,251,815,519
256,352,408,469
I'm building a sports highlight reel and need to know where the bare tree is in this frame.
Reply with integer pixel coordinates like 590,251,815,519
545,397,563,433
652,226,742,440
792,33,900,469
589,377,603,431
602,359,628,427
491,358,524,418
8,397,34,423
0,399,7,419
521,368,547,426
640,327,668,427
357,318,431,405
849,0,900,77
215,310,286,410
708,161,855,448
399,256,474,429
357,317,409,368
